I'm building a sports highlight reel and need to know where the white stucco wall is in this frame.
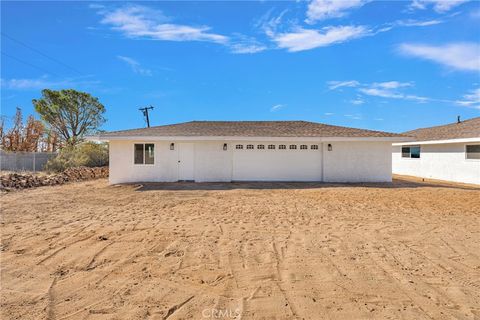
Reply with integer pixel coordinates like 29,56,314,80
109,140,393,184
109,140,178,184
392,143,480,185
323,141,393,182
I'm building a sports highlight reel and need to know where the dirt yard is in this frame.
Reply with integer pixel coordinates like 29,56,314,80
1,178,479,320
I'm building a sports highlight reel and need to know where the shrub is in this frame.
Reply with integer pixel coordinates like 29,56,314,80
45,142,108,172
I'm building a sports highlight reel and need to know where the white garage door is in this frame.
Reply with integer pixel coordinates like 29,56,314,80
232,143,322,181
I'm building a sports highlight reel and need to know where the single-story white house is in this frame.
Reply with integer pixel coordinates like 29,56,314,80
94,121,408,184
392,117,480,185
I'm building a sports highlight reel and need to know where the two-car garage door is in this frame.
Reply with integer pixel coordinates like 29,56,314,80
232,143,323,181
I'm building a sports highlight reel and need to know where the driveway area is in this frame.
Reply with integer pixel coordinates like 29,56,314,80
1,178,479,319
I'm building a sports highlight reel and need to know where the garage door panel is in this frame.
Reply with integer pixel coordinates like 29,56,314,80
232,146,322,181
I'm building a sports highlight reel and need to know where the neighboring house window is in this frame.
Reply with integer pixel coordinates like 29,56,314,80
247,144,254,149
311,145,319,150
279,145,286,150
289,145,297,150
268,145,275,149
134,143,154,165
257,144,265,149
236,145,243,149
300,145,307,150
466,145,480,159
402,146,420,158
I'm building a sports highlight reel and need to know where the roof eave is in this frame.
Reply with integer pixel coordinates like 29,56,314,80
94,135,411,142
393,137,480,146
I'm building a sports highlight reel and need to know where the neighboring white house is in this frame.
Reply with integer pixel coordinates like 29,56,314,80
94,121,408,184
392,117,480,185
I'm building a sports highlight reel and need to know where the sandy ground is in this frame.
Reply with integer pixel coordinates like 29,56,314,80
1,178,479,320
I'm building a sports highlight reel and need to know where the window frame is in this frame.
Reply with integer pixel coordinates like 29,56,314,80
134,143,155,165
401,145,421,159
268,144,275,150
246,144,254,150
465,144,480,160
310,145,319,150
279,144,286,150
289,144,297,150
236,144,244,150
257,144,265,150
300,144,307,150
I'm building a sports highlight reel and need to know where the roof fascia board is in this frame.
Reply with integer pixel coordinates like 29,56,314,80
393,137,480,146
93,135,411,142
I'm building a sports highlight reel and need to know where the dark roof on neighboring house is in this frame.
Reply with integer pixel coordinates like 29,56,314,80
99,121,405,138
403,117,480,141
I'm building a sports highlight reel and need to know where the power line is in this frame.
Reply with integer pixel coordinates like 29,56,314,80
1,32,82,75
1,51,60,77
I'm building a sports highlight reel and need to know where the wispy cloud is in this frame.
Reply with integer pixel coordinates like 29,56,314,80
270,104,285,112
327,80,360,90
409,0,469,13
328,80,480,109
394,19,444,27
99,4,228,44
455,88,480,109
350,98,365,105
305,0,370,23
1,76,99,90
117,55,152,76
398,42,480,72
329,80,429,102
229,35,267,54
272,25,370,52
324,112,335,116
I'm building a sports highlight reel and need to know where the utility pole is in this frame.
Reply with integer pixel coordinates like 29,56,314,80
139,106,154,128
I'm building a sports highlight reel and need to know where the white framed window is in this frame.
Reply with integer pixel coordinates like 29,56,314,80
279,144,286,150
402,146,420,159
300,145,307,150
310,145,319,150
466,144,480,160
236,144,243,149
246,144,254,149
134,143,154,165
289,145,297,150
268,144,275,150
257,144,265,149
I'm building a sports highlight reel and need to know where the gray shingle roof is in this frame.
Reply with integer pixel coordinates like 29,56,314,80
100,121,405,138
403,117,480,141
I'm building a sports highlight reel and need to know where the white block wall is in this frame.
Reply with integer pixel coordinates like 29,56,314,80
323,141,393,182
392,143,480,185
109,140,393,184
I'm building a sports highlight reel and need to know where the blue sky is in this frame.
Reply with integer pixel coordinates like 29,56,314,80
1,0,479,133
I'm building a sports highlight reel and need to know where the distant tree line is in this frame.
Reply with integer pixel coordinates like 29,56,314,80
1,89,108,172
1,89,106,152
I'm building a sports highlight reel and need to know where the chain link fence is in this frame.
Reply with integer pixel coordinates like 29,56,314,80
0,151,57,172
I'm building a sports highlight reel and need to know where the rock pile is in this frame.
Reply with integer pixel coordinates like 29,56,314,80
0,166,109,192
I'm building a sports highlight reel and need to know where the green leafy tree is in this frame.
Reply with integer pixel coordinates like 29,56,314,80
33,89,106,146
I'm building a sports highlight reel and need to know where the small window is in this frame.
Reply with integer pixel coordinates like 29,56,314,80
246,144,254,149
236,144,243,149
311,145,319,150
300,145,307,150
279,145,286,150
466,145,480,159
402,146,420,159
268,145,275,150
289,145,297,150
257,144,265,149
134,143,154,165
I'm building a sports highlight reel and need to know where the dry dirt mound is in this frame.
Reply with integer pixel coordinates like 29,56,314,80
0,166,108,191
